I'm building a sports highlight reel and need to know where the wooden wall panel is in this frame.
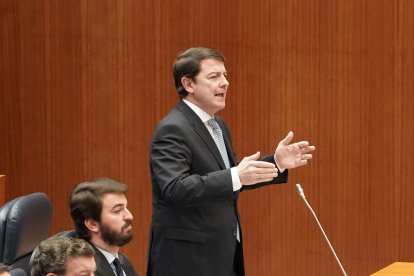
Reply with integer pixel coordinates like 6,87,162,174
0,175,5,205
1,0,414,275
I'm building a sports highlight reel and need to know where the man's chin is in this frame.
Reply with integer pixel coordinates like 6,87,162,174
111,234,133,247
100,229,133,246
121,234,133,245
124,230,133,238
122,230,133,239
214,102,226,113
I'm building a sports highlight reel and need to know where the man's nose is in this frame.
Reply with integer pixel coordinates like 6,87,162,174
221,75,229,86
124,208,133,220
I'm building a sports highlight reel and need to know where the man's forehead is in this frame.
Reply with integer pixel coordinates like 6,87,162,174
200,58,226,72
65,256,96,275
101,193,127,206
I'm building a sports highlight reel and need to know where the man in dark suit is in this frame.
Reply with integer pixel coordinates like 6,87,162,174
147,47,315,276
70,177,138,276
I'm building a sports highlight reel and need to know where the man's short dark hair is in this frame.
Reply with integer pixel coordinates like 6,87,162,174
69,177,128,240
173,47,226,99
30,237,94,276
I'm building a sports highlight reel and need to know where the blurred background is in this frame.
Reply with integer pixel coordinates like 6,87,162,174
1,0,413,275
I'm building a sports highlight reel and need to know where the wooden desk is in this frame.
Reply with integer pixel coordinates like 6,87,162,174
371,262,414,275
0,175,5,205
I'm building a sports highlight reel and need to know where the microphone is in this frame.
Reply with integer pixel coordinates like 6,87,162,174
295,184,348,276
295,183,305,199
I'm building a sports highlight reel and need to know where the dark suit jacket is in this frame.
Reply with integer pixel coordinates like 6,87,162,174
92,244,138,276
147,100,288,276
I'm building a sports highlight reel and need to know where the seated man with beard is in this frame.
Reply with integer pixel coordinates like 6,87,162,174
70,177,138,276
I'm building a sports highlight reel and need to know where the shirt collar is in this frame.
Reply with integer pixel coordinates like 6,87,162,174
95,245,119,264
183,99,214,123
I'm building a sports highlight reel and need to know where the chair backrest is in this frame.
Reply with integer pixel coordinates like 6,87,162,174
54,229,77,238
0,198,19,260
0,193,52,273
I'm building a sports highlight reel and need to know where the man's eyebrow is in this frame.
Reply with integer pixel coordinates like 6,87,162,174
206,71,227,75
111,203,125,210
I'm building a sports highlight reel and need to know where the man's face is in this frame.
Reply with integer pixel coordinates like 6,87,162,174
64,256,96,276
99,193,133,247
185,58,229,116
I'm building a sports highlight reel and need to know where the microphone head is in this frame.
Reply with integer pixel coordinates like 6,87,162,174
295,183,305,198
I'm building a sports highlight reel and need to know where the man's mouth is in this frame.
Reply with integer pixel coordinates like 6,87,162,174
122,220,133,231
215,92,225,97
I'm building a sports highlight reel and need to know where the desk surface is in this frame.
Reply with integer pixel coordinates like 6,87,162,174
371,262,414,275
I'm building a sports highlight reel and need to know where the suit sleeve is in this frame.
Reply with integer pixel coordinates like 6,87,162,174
218,118,289,191
241,154,288,190
150,123,234,207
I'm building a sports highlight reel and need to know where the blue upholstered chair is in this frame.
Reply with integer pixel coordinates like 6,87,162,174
0,193,52,274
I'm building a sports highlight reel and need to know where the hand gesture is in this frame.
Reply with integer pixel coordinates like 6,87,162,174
237,151,278,185
274,131,315,170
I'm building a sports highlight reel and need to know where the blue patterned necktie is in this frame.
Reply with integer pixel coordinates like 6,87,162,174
207,118,240,242
112,258,123,276
207,118,230,168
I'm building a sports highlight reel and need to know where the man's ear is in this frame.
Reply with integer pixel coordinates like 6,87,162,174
84,218,99,233
181,77,194,94
46,273,58,276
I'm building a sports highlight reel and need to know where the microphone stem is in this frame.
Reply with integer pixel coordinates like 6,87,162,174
300,196,348,276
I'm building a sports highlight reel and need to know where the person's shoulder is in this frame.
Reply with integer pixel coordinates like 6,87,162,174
90,246,107,263
160,108,186,124
155,108,192,132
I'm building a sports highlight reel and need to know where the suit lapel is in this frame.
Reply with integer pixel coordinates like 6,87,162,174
91,244,116,276
176,101,227,169
118,253,136,276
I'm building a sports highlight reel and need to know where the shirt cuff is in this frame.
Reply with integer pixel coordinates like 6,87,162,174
231,167,242,191
274,156,285,173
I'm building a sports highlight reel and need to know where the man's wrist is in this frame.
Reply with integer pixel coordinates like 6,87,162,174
274,155,285,173
231,167,242,191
